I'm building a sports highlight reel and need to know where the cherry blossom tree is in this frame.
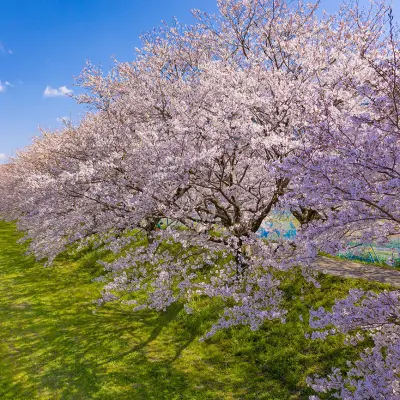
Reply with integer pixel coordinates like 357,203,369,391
1,0,339,331
286,4,400,398
287,3,400,257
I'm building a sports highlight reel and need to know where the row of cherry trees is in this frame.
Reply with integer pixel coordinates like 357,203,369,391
1,0,399,397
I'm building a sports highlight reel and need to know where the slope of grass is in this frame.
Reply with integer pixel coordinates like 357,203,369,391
0,221,393,399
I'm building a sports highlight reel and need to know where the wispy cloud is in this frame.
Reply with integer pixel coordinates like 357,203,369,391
0,81,13,92
43,85,73,98
56,116,71,123
0,153,7,160
0,41,12,55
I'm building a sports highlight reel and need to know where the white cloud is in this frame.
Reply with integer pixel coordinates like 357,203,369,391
0,81,13,92
0,41,12,55
0,153,7,160
56,116,71,123
43,85,73,98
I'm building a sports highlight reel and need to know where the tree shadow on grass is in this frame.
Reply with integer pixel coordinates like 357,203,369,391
0,295,204,399
0,224,209,399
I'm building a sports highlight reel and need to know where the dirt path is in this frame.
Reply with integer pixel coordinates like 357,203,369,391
314,256,400,287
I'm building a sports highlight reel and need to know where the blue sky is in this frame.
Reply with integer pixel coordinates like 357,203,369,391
0,0,398,162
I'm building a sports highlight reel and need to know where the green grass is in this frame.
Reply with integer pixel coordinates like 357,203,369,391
0,221,393,399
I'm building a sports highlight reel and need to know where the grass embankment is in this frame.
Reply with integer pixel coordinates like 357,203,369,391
0,221,392,399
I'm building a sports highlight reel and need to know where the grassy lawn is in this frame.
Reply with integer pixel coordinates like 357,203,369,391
0,221,393,399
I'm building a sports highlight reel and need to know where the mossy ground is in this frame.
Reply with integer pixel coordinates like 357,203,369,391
0,221,392,399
